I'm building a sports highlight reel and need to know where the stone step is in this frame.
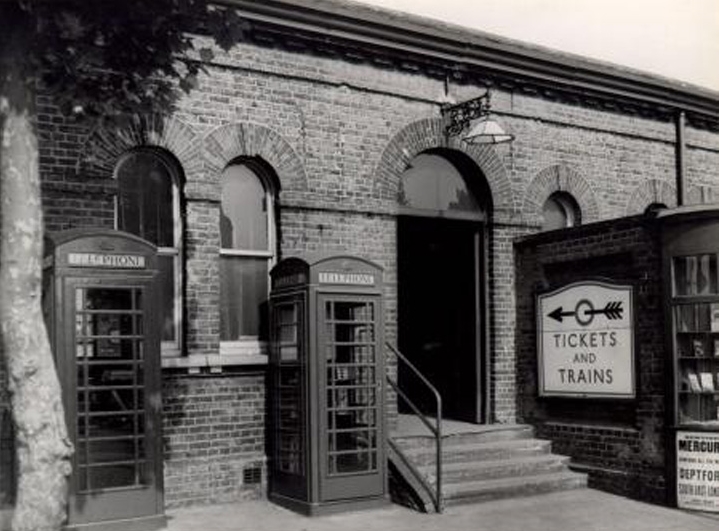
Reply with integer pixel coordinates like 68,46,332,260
392,424,534,450
421,454,571,485
443,471,588,506
396,437,552,466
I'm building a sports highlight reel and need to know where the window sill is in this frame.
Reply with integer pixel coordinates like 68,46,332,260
220,339,267,356
161,353,268,370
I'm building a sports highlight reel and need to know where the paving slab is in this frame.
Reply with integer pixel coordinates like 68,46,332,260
166,488,719,531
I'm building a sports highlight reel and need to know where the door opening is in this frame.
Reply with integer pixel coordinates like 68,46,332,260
398,216,485,423
395,149,490,424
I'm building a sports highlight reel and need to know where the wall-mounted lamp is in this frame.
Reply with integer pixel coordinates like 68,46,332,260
441,89,514,145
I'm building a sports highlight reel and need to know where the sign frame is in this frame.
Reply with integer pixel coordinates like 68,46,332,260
536,279,636,399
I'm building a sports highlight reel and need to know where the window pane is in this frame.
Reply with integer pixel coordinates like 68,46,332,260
117,151,175,247
157,255,176,342
399,153,481,214
220,257,269,340
542,197,567,231
542,192,581,231
221,165,268,251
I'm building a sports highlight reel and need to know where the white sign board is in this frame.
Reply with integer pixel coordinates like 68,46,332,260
537,281,634,398
68,252,146,269
677,431,719,512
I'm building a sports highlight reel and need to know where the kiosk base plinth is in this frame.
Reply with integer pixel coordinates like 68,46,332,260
269,492,389,516
63,514,166,531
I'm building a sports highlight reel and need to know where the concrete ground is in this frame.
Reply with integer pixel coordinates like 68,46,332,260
166,489,719,531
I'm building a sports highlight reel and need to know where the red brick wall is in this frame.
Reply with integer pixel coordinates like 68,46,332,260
163,371,266,507
514,215,667,503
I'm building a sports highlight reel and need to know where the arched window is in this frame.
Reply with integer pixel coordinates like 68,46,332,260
398,152,485,221
115,149,183,355
220,159,277,353
645,202,668,215
542,192,581,231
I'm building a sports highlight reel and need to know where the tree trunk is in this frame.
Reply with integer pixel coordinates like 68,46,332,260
0,11,73,531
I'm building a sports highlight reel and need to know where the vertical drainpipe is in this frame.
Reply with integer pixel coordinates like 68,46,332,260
676,110,686,206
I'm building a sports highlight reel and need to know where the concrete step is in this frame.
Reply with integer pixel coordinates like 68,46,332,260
397,437,552,466
443,471,588,506
422,454,571,485
392,424,534,450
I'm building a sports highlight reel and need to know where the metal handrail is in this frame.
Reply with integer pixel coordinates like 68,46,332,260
386,342,443,513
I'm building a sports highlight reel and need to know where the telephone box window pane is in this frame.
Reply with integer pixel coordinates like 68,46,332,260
280,344,298,362
220,165,268,251
277,305,297,325
278,320,298,361
220,257,268,340
329,302,374,322
117,151,175,248
82,313,134,338
85,363,136,387
86,464,141,490
83,414,138,439
331,345,374,364
78,438,137,465
336,452,370,473
158,255,176,342
83,289,134,310
333,324,374,343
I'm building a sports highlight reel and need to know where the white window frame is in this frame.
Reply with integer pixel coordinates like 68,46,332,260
114,149,183,357
219,162,277,357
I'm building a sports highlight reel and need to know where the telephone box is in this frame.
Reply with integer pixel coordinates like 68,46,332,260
44,230,164,531
268,254,387,515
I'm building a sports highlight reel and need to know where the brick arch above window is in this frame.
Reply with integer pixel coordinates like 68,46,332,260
203,122,306,194
78,114,201,180
374,117,515,216
625,179,677,215
524,165,600,225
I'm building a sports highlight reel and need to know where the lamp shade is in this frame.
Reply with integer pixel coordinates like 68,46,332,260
462,116,514,144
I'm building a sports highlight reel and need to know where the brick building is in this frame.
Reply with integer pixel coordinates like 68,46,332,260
1,0,719,528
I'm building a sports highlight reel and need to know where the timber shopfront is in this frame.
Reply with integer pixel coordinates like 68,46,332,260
516,207,719,511
1,0,719,528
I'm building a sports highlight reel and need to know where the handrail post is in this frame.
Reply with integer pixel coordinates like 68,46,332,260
385,342,443,513
436,401,443,513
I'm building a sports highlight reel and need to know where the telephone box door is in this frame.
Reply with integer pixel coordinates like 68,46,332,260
318,294,385,501
63,278,162,525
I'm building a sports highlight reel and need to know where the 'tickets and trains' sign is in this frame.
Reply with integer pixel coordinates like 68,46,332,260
537,281,635,398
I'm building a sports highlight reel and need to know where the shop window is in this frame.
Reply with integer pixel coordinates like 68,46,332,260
115,149,183,356
220,160,277,354
541,192,581,231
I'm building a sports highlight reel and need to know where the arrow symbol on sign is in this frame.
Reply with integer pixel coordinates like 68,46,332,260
548,301,624,324
548,307,574,323
593,301,623,320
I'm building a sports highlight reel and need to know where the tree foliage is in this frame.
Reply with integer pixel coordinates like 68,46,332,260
0,0,246,117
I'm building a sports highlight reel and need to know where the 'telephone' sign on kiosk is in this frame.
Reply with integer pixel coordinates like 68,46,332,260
537,281,635,398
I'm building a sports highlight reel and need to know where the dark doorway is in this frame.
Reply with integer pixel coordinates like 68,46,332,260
398,216,484,423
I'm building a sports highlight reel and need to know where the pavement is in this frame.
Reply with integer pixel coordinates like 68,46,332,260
166,488,719,531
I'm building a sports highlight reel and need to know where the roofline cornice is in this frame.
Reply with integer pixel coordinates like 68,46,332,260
218,0,719,126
